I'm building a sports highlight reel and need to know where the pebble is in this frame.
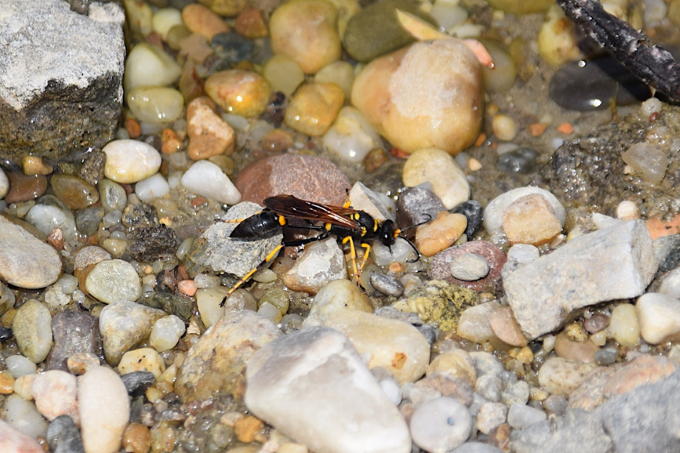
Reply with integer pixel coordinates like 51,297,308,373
186,96,235,160
453,200,484,238
284,82,345,136
47,311,100,372
23,156,54,176
85,259,142,304
603,354,676,398
13,300,52,363
489,306,528,347
122,422,151,453
235,8,268,39
410,397,472,453
496,147,538,175
450,253,490,281
553,331,599,363
415,211,468,257
79,366,130,453
483,187,566,234
134,174,170,202
235,154,350,206
99,300,167,365
103,139,162,184
583,313,610,333
25,201,78,244
352,39,483,155
76,206,105,236
314,60,355,98
403,148,471,210
348,182,394,222
205,69,271,118
212,30,255,63
181,160,242,204
2,394,48,439
31,371,78,422
149,315,185,352
123,43,182,92
270,0,341,74
262,55,305,96
282,239,347,294
67,353,100,376
176,310,281,401
396,185,446,230
323,310,430,384
594,346,619,366
4,172,47,204
323,106,382,163
622,143,668,184
50,175,99,210
507,404,547,430
47,415,84,453
537,357,597,397
500,380,530,406
492,114,518,141
457,301,502,344
430,241,507,292
370,272,404,297
118,348,165,378
0,168,8,199
99,179,128,212
152,7,183,39
0,215,62,289
182,4,229,40
609,303,640,348
126,86,184,124
475,374,503,402
121,371,156,397
6,355,37,378
617,200,641,221
195,287,228,328
427,348,477,387
477,402,507,434
0,371,14,394
636,293,680,344
307,279,373,324
502,193,563,246
245,327,411,453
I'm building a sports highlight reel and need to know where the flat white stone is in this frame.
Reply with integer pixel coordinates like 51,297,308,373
103,139,162,184
181,160,241,205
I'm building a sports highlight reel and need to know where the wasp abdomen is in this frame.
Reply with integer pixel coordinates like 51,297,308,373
230,211,283,239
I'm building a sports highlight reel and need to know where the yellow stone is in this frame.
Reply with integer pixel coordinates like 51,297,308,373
0,370,15,394
284,83,345,136
205,70,271,118
415,212,467,257
182,4,229,41
22,156,53,176
198,0,247,17
502,193,562,246
426,348,477,387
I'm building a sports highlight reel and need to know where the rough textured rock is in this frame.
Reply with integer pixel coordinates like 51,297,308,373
0,0,124,161
47,311,101,372
503,220,657,339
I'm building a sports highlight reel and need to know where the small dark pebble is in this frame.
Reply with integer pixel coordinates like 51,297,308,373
130,396,145,423
652,234,680,273
363,161,405,200
594,346,619,366
263,91,288,126
396,185,446,235
76,206,105,237
542,394,568,416
122,203,159,229
47,415,84,453
122,371,157,397
453,200,483,238
369,272,404,297
0,327,12,341
583,313,610,334
143,135,162,152
47,311,102,372
78,150,106,186
212,31,255,63
496,148,538,175
138,292,193,322
129,224,180,262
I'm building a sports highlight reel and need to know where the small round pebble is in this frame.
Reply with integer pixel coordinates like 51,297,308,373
323,106,382,163
403,148,470,210
103,139,162,184
126,87,184,124
369,273,404,297
5,355,37,378
181,160,242,204
50,175,99,210
502,193,562,246
450,253,490,281
86,259,142,304
616,200,641,220
410,397,472,452
149,315,186,352
507,404,547,430
284,82,345,136
609,303,640,348
182,4,229,40
135,174,170,202
47,415,84,453
636,292,680,344
3,393,48,438
262,54,305,96
496,147,538,174
477,402,507,434
122,422,151,453
118,348,165,378
205,70,271,118
123,43,182,92
594,346,619,366
492,114,518,141
483,187,566,234
415,211,467,257
31,370,78,422
12,300,53,363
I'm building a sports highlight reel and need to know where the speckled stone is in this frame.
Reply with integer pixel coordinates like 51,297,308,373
47,311,101,372
430,241,507,292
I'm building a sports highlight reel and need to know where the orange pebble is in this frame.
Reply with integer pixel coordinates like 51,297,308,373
646,216,680,241
191,196,208,208
162,128,183,154
178,280,197,296
389,148,410,159
474,133,487,147
557,122,574,134
528,123,547,137
125,118,141,139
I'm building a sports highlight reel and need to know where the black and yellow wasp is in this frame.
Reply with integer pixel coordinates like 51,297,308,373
220,194,417,305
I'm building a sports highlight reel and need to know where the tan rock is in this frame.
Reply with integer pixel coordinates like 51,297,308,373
351,39,483,155
426,348,477,387
538,357,597,397
457,301,503,344
179,33,214,65
415,211,467,257
198,0,248,17
270,0,341,74
489,306,528,347
502,193,562,245
205,70,271,118
22,156,53,176
603,354,677,398
553,331,598,363
187,96,235,160
182,4,229,40
235,8,268,39
284,83,345,136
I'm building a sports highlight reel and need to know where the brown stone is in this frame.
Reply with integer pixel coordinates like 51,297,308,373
182,4,229,41
205,70,271,118
122,422,151,453
187,96,235,160
553,331,598,363
178,33,214,65
502,193,563,245
284,83,345,136
22,156,53,176
489,306,528,347
234,415,264,443
4,172,47,203
429,240,507,292
235,154,351,206
161,129,182,154
235,8,268,38
584,313,610,333
199,0,248,17
0,370,15,394
261,129,293,152
50,174,99,210
415,211,467,257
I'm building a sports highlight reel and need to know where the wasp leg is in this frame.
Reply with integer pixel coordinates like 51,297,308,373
342,236,359,283
358,243,371,277
220,243,283,307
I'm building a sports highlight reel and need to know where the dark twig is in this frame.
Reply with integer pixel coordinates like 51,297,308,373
557,0,680,102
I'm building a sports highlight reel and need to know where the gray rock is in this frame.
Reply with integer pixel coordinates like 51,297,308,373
503,220,657,339
349,181,394,221
476,401,507,434
137,292,192,322
370,272,404,297
12,300,53,363
0,216,62,289
507,404,547,430
410,396,472,452
396,184,446,230
85,259,142,304
99,300,166,365
245,326,411,453
501,380,530,406
469,352,505,378
47,415,84,453
452,442,503,453
475,375,502,402
0,0,124,161
121,371,156,396
184,202,282,278
653,234,680,273
47,311,101,371
282,238,348,294
450,253,490,281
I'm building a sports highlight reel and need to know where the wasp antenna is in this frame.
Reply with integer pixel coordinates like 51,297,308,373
401,235,421,263
401,213,433,232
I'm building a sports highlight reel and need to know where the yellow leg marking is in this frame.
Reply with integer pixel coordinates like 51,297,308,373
221,244,283,306
342,236,359,283
358,243,371,278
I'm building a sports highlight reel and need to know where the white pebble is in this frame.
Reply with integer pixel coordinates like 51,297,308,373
507,404,547,430
0,167,8,199
126,86,184,124
152,7,183,39
1,394,48,439
450,253,490,281
12,300,53,364
195,287,227,327
616,200,640,221
103,139,162,184
507,244,540,264
314,61,355,98
608,303,640,348
636,292,680,344
85,259,142,304
640,97,663,116
181,160,242,205
25,204,78,244
118,347,165,378
410,397,472,452
123,42,182,92
57,274,79,295
135,173,170,202
30,371,78,422
403,148,470,210
149,315,186,352
79,366,130,453
193,273,221,289
5,356,37,379
622,143,668,184
323,106,382,163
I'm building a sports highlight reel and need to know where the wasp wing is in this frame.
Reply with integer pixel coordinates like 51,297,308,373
264,195,361,229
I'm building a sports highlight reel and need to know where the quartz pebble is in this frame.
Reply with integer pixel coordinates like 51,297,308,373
262,55,305,96
636,293,680,344
410,397,472,453
195,287,228,328
553,332,599,363
181,160,241,204
103,139,162,184
352,39,483,155
152,7,183,40
609,303,640,348
85,259,142,304
323,106,382,163
0,168,8,199
477,402,507,434
282,239,347,294
415,211,467,257
25,201,78,244
475,374,502,402
489,306,528,347
370,273,404,297
13,300,53,363
501,380,530,406
134,174,170,202
118,348,164,378
182,4,229,40
123,43,182,92
492,114,518,141
149,315,186,352
31,371,78,422
502,193,562,245
6,355,37,378
126,87,184,124
507,404,547,430
314,60,355,98
270,0,341,74
427,349,477,387
284,83,345,136
403,148,470,210
307,279,373,323
538,357,597,397
617,200,641,221
187,96,235,160
78,366,130,453
622,143,668,184
450,253,490,281
50,175,99,210
205,70,271,118
2,393,48,439
122,422,151,453
483,187,565,234
457,301,502,344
